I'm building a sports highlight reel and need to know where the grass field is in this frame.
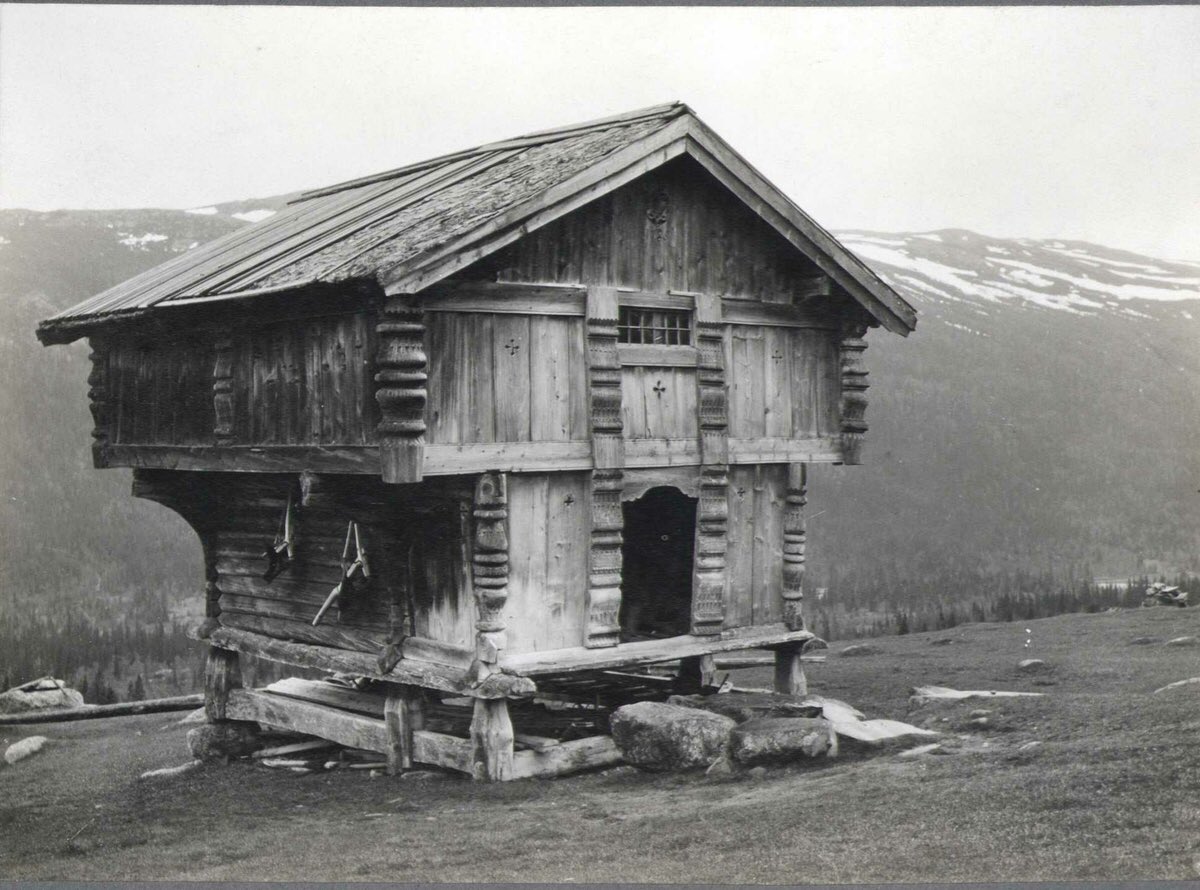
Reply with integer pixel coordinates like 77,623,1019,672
2,605,1200,883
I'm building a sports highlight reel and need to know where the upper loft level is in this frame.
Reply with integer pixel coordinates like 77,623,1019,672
38,103,915,482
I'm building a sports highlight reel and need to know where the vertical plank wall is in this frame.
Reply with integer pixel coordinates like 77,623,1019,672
502,473,591,654
108,338,213,444
425,313,590,446
723,464,787,629
726,327,842,439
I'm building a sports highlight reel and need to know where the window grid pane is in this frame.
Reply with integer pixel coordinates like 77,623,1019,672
618,307,692,346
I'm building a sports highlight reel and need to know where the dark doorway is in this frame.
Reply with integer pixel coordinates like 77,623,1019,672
619,487,697,641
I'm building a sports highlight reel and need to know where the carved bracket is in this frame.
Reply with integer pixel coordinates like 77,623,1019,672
472,472,509,663
375,302,428,484
839,321,870,465
781,463,807,631
86,336,110,467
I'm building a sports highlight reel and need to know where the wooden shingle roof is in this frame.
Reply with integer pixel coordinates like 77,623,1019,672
39,102,916,344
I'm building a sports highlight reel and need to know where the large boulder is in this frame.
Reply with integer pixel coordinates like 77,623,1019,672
729,717,837,765
0,677,85,715
609,701,735,771
187,722,262,761
667,691,823,723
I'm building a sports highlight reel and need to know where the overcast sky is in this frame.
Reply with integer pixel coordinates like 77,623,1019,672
1,5,1197,258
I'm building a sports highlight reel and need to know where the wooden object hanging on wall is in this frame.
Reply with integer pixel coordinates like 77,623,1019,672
375,301,427,483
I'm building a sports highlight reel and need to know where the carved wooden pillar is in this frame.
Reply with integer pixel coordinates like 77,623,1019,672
86,336,110,468
212,333,235,445
781,463,807,631
839,321,870,466
375,301,427,484
472,473,509,664
692,293,729,635
585,286,624,648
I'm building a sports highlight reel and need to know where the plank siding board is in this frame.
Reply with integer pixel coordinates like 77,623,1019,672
529,317,572,441
763,326,792,439
478,156,823,300
724,467,755,630
752,465,785,625
492,314,532,442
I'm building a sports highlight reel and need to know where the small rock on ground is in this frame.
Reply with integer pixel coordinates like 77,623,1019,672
729,717,836,765
747,766,769,781
930,638,954,646
1166,636,1198,647
187,722,262,761
838,644,879,657
140,760,201,780
667,691,822,723
704,756,734,778
4,735,48,765
610,701,735,771
1017,658,1049,673
1129,636,1162,645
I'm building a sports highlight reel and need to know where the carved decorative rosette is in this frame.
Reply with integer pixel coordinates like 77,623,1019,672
839,321,870,465
375,302,428,483
585,469,624,648
691,466,729,634
472,473,509,663
86,336,110,465
781,463,807,631
212,334,235,446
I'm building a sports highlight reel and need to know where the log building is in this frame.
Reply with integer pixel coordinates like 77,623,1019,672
39,103,916,780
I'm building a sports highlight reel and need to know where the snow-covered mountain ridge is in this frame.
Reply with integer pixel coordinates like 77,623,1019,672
839,228,1200,325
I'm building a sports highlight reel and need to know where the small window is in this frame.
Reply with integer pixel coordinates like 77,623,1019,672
618,306,692,346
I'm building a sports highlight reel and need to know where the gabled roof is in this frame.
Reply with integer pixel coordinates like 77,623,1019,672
39,102,916,344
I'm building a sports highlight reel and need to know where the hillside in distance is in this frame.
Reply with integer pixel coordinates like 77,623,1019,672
1,207,1197,623
811,229,1200,584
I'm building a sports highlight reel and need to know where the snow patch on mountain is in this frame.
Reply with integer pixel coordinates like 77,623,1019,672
232,209,276,223
840,229,1200,322
118,232,169,250
185,206,218,216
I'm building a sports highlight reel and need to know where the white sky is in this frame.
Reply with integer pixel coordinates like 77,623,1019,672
1,5,1197,258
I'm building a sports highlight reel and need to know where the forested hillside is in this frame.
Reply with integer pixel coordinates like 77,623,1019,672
1,202,1197,695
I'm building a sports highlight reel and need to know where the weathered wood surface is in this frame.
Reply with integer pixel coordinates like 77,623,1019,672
204,647,242,722
374,303,427,482
470,698,515,781
385,686,424,774
502,624,813,677
475,156,831,304
510,735,623,779
504,473,590,655
772,644,807,697
425,312,589,446
472,472,510,662
107,336,213,446
0,695,204,726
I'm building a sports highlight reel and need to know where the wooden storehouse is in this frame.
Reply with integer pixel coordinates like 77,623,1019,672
38,103,916,780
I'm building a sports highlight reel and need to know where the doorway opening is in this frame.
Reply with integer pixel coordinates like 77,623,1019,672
619,486,697,641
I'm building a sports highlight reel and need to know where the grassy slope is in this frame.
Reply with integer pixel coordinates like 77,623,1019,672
3,606,1200,883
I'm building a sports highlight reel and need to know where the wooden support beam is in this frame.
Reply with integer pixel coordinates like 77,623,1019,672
510,735,623,780
781,463,807,631
676,654,715,693
503,624,813,677
375,300,427,483
772,644,807,697
585,286,625,649
384,686,425,775
470,698,515,782
204,646,242,722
